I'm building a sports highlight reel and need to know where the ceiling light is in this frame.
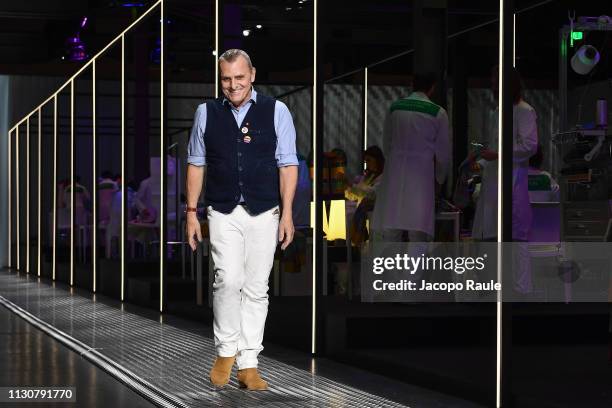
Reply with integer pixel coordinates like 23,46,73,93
242,29,251,37
64,16,89,62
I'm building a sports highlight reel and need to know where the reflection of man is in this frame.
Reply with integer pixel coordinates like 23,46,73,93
372,73,450,242
185,49,298,390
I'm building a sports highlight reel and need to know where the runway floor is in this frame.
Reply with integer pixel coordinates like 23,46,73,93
0,306,157,408
0,269,482,408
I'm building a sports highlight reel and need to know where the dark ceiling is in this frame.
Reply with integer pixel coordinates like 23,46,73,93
0,0,610,85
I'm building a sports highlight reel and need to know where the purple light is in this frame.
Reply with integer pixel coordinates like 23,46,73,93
120,1,145,7
80,17,88,28
65,35,87,61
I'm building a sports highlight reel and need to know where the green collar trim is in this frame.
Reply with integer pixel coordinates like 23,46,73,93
390,98,440,117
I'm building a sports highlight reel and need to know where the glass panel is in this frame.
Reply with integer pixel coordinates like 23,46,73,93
124,7,162,307
28,112,40,276
319,1,500,405
10,129,17,268
163,0,214,315
17,122,27,272
74,67,94,288
9,127,15,269
163,0,315,357
512,1,612,406
55,88,71,284
241,0,314,353
95,42,122,298
40,102,54,279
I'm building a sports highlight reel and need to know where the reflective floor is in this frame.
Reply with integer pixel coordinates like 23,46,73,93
0,269,483,407
0,306,156,408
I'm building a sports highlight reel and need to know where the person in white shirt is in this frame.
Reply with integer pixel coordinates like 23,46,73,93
470,67,538,294
371,73,450,243
471,66,538,243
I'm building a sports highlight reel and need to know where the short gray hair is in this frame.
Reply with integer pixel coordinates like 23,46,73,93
218,49,253,69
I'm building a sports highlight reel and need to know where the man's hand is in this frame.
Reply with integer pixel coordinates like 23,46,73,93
185,164,205,251
278,215,295,250
278,165,298,250
186,213,202,251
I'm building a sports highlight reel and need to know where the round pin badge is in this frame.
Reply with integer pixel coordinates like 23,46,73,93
243,135,252,143
241,126,249,134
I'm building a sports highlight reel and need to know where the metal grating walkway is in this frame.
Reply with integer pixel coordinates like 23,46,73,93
0,270,481,407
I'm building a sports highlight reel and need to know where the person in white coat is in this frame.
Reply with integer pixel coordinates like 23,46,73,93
471,67,538,294
371,73,450,242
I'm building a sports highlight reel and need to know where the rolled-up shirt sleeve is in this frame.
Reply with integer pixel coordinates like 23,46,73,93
274,101,299,167
187,103,207,166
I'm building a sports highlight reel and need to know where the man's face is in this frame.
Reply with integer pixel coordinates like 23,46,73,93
219,56,256,107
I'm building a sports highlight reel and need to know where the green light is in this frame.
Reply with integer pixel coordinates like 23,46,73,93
572,31,583,41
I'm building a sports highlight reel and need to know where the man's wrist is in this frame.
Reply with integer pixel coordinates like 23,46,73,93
186,207,198,219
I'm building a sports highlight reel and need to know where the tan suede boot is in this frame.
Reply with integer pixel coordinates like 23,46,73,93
209,356,235,387
236,368,268,391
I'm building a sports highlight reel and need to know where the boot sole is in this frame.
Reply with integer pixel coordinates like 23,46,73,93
238,381,268,391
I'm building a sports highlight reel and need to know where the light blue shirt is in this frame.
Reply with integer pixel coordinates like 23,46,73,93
187,88,299,167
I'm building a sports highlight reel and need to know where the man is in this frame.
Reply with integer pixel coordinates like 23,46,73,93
371,73,450,242
185,49,298,390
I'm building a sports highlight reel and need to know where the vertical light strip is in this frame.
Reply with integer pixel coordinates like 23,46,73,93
70,80,75,286
363,66,368,169
311,0,317,354
121,34,125,302
496,0,504,406
513,13,516,68
214,0,219,99
8,130,11,268
160,1,165,312
53,95,57,280
16,126,19,271
93,60,97,292
26,117,30,273
38,108,42,277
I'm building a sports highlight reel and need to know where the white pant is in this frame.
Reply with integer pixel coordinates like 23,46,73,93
207,204,279,369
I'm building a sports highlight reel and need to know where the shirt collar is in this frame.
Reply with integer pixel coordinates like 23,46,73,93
222,87,257,108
